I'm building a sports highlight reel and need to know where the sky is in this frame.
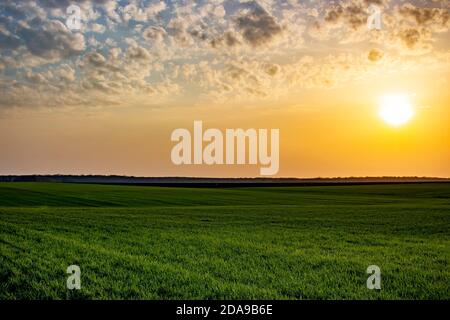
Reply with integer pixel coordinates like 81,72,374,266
0,0,449,178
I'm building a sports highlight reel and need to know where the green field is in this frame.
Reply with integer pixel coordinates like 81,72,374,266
0,182,449,299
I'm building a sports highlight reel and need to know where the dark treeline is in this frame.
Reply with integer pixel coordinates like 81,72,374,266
0,175,448,187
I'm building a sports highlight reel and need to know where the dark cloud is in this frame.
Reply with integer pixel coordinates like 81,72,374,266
143,26,166,42
398,28,423,49
1,2,27,20
368,48,383,62
224,31,240,47
189,28,209,42
18,20,85,60
37,0,73,9
390,3,449,53
263,63,280,76
324,6,344,24
236,1,283,47
399,4,450,27
126,45,151,61
0,30,21,50
324,4,367,31
167,18,191,45
211,31,240,48
365,0,383,4
87,52,106,67
37,0,113,9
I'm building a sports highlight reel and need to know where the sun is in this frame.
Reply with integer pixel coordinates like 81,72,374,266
378,94,414,126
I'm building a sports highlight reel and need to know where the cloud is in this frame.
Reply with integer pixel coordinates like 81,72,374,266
307,0,386,42
167,18,192,46
55,64,76,82
398,28,423,49
235,1,284,47
263,63,280,76
143,26,166,42
87,51,107,67
121,0,167,22
378,3,450,55
0,29,21,50
368,48,384,62
18,20,85,60
398,3,449,31
0,0,449,111
126,44,152,61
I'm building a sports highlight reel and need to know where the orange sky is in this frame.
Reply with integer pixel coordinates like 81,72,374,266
1,66,448,178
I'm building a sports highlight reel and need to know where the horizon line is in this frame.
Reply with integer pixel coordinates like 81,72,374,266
1,174,449,180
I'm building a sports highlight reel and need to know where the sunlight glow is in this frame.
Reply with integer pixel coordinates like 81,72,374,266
379,94,414,126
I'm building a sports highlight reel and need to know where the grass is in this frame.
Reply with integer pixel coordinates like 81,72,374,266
0,182,449,300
